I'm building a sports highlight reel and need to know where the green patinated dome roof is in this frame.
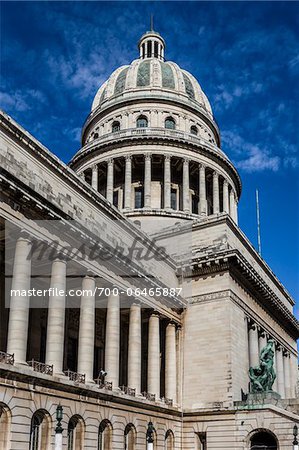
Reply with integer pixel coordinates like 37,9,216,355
92,58,213,116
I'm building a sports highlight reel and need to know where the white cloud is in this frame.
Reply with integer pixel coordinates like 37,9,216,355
222,130,281,173
0,89,46,112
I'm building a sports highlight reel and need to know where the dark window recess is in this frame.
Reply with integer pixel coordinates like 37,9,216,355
165,117,175,129
137,116,148,128
113,191,119,207
171,189,177,210
192,195,199,214
190,125,198,135
154,41,159,57
112,121,120,132
135,188,144,209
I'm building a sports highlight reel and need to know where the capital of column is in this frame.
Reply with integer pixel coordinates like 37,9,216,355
145,153,152,161
247,318,256,331
107,158,114,166
213,171,219,178
165,155,171,162
125,154,132,161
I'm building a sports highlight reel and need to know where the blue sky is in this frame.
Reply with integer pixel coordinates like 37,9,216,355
1,2,299,314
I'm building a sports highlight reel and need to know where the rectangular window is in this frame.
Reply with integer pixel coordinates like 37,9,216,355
171,188,177,210
113,190,119,207
135,187,144,209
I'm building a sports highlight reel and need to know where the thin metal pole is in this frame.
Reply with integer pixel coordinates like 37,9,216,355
256,189,262,256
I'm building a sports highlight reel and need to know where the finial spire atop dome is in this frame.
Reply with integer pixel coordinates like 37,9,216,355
138,24,165,61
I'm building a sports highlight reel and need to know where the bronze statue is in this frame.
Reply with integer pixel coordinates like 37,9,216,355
249,339,276,393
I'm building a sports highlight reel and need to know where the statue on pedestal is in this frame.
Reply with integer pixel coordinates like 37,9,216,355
249,339,276,393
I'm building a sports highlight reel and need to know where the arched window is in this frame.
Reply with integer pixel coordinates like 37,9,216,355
190,125,198,135
112,121,120,133
136,115,148,128
67,415,84,450
250,431,277,450
124,423,136,450
0,403,11,450
94,132,99,140
98,419,112,450
165,117,175,130
29,410,50,450
165,430,174,450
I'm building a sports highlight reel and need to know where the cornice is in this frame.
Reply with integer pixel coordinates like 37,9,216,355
69,131,242,198
185,249,299,339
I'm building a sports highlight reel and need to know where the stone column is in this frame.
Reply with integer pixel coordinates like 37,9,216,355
213,171,219,214
283,351,291,398
144,153,152,208
199,164,207,215
223,179,229,214
106,159,114,203
7,234,32,364
233,193,238,224
165,322,177,403
273,345,278,392
248,322,259,368
77,275,96,382
164,155,171,210
183,158,190,213
124,155,132,209
92,164,98,191
45,259,67,374
127,302,142,393
276,345,285,398
147,313,160,398
258,328,268,353
229,189,235,220
105,291,120,388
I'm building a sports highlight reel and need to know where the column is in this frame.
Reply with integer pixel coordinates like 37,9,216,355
273,344,278,392
183,158,190,213
165,322,177,403
147,313,160,398
124,155,132,209
276,345,285,398
77,275,96,382
248,322,259,368
105,291,120,388
258,328,268,353
144,153,152,208
234,194,238,224
213,171,219,214
164,155,171,210
223,179,229,214
199,164,207,215
45,259,67,374
283,351,291,398
7,234,32,364
106,159,114,203
92,164,98,191
127,302,142,393
229,189,235,220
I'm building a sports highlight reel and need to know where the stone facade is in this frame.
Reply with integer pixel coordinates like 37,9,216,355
0,29,298,450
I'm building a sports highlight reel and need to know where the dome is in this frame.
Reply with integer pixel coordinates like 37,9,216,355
91,31,213,118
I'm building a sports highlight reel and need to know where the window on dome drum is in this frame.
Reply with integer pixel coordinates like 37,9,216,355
165,117,176,129
190,125,198,135
135,187,144,209
147,40,152,57
192,194,199,214
112,121,120,133
154,41,159,58
171,188,177,210
136,116,148,128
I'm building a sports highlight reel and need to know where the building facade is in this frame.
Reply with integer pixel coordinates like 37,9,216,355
0,29,298,450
